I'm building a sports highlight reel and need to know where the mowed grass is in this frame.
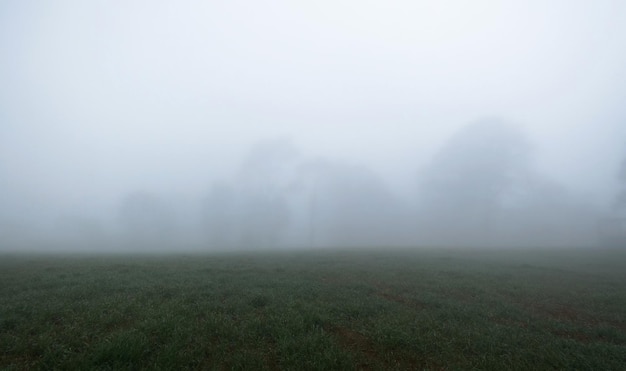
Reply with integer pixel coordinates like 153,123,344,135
1,247,626,370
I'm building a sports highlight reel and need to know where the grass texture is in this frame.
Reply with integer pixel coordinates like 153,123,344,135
1,247,625,370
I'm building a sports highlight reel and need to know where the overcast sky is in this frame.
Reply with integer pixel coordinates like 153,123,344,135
1,0,626,223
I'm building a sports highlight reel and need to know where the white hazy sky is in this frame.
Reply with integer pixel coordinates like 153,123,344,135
1,0,626,219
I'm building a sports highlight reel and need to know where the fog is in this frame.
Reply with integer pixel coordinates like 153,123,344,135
1,1,625,251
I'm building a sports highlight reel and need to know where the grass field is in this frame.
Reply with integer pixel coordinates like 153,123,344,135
1,247,625,370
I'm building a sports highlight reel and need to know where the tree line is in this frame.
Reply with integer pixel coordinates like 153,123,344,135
115,119,614,249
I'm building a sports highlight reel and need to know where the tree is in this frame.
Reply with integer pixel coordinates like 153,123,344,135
615,157,626,211
202,138,297,248
501,176,599,247
294,159,406,247
203,182,238,248
417,119,531,245
236,139,296,247
598,156,626,246
118,191,176,247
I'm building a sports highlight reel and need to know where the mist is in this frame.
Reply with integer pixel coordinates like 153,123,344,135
2,1,625,252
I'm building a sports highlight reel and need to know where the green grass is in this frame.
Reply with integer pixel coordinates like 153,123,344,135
1,247,626,370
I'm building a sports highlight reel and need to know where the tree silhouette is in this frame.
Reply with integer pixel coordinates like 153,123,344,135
202,138,297,248
418,119,531,244
118,191,176,246
615,158,626,211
